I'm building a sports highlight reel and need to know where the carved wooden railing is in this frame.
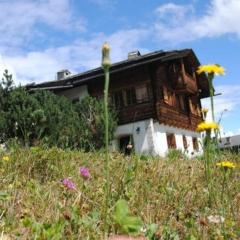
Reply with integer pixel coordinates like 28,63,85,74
157,103,202,131
172,72,198,95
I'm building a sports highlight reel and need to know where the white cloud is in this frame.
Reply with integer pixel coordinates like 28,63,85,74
1,29,149,84
0,0,85,51
201,84,240,122
154,0,240,43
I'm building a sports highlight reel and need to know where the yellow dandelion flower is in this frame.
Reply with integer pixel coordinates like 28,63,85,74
197,64,225,75
216,161,236,169
201,108,209,113
196,122,219,132
2,156,10,161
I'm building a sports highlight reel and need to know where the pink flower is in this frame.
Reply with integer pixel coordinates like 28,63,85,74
62,178,76,190
80,167,90,179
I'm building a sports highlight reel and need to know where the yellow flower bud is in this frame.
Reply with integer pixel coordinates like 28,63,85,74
102,42,111,69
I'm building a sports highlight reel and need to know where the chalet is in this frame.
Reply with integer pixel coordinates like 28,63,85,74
27,49,210,156
219,135,240,153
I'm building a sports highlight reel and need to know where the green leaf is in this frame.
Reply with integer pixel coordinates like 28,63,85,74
0,191,10,201
146,223,158,239
121,216,142,234
113,199,142,236
113,199,129,224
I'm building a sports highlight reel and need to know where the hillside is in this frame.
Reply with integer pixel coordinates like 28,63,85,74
0,147,239,239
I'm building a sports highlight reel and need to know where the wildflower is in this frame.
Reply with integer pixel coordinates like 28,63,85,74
102,42,111,68
197,64,225,75
196,121,219,132
2,156,10,161
207,215,225,224
62,178,76,190
80,167,90,179
216,161,236,169
126,143,133,150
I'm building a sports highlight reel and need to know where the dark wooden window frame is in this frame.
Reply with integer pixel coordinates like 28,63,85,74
182,135,188,150
192,137,199,151
166,133,177,149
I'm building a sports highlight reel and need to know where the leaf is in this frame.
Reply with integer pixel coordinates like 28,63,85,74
121,216,142,234
0,191,10,201
113,199,129,225
146,223,158,239
113,199,142,236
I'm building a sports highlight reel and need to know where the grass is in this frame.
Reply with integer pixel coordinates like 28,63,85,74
0,147,239,239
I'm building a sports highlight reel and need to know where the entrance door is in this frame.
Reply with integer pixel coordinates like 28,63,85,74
119,135,133,155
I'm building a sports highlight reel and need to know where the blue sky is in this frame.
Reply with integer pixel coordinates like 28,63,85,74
0,0,239,136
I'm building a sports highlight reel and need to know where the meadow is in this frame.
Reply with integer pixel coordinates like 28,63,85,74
0,147,239,239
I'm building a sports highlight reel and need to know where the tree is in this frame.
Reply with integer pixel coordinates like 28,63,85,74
74,96,117,150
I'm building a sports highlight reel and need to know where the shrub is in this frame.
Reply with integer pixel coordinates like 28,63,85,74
0,70,118,150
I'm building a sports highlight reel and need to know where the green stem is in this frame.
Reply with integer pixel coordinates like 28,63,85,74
103,67,110,239
208,73,217,140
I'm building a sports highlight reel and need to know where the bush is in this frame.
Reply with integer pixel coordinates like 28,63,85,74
0,70,117,150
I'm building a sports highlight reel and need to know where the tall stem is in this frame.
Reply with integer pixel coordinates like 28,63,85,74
208,74,215,122
103,67,110,239
102,43,111,239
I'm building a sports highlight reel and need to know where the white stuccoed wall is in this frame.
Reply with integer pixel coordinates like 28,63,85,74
113,119,154,154
112,118,202,157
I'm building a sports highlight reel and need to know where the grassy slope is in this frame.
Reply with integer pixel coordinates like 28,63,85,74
0,147,239,239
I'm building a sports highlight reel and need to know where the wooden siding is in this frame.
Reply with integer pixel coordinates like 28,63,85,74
117,101,156,124
88,57,203,131
156,103,202,131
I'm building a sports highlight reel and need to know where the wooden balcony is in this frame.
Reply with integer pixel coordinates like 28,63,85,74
157,103,202,131
172,72,198,95
117,101,156,124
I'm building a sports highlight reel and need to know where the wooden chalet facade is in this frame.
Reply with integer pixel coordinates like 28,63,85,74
27,49,209,156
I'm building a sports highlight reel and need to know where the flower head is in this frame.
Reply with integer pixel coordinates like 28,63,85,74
207,215,225,224
197,64,225,75
80,167,90,179
216,161,236,169
62,178,76,190
2,156,10,161
196,122,219,132
102,42,111,68
126,143,133,150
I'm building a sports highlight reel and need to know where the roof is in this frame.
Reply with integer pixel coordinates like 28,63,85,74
26,48,209,97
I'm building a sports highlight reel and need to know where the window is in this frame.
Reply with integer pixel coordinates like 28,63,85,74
177,95,187,111
112,84,152,109
167,133,176,149
126,87,136,105
189,98,201,116
136,84,148,103
112,90,124,109
163,87,175,106
192,137,199,151
182,135,188,150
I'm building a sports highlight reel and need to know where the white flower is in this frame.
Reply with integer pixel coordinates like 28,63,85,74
207,215,225,224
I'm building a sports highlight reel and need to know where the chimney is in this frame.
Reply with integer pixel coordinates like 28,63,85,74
57,69,71,80
128,50,141,60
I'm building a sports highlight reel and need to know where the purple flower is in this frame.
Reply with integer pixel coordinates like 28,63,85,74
62,178,76,190
80,167,90,179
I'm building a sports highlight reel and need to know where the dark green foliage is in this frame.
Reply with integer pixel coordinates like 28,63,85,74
74,96,117,150
0,70,117,150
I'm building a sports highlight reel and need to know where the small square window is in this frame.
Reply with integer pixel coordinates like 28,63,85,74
167,133,176,149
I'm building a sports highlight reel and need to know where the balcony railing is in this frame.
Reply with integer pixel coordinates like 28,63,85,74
173,72,198,95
